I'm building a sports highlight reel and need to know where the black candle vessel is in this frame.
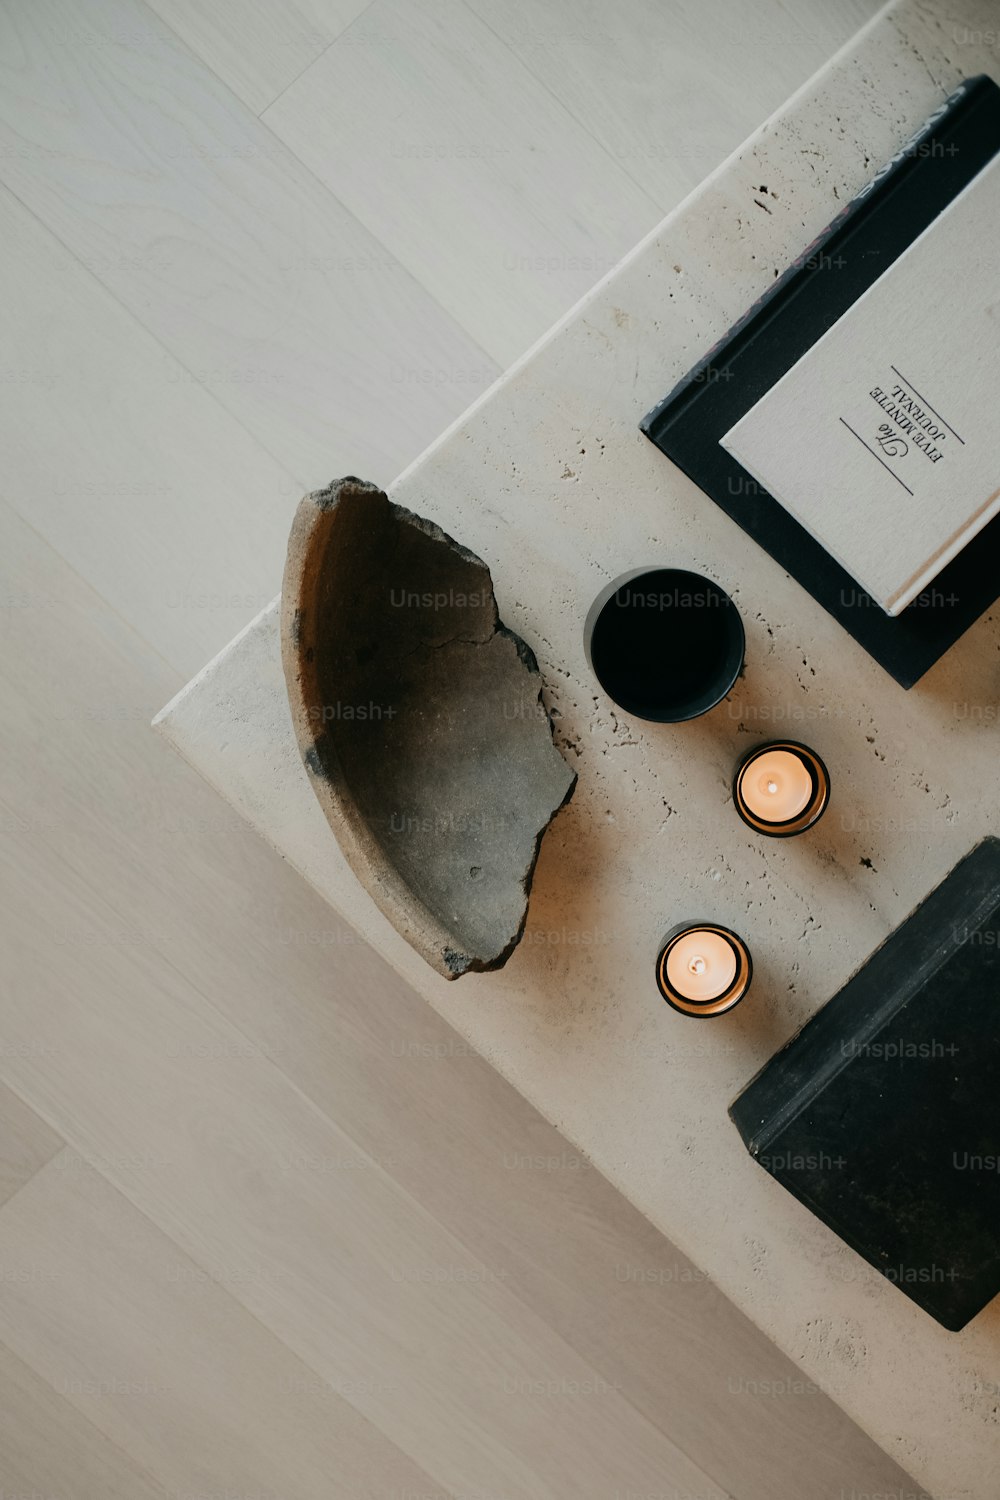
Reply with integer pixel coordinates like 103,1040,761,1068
585,568,744,722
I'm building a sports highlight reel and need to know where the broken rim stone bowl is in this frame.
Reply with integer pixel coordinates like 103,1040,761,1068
280,477,577,981
584,568,745,722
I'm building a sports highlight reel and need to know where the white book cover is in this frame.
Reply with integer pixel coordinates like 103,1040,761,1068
721,152,1000,616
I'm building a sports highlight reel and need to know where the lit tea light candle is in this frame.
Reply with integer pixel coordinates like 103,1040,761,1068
742,748,812,822
665,928,736,1001
733,740,830,838
656,923,752,1016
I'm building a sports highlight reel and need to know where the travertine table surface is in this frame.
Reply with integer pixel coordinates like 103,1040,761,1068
157,3,1000,1493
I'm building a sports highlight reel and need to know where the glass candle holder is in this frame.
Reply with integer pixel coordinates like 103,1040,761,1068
655,922,752,1017
733,740,830,837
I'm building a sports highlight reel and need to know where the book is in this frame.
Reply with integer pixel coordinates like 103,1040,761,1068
721,153,1000,617
729,838,1000,1331
640,74,1000,686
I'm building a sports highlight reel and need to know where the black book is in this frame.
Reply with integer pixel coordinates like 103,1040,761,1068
641,75,1000,688
730,838,1000,1331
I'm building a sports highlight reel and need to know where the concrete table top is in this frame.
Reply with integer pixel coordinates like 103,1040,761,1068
156,4,1000,1494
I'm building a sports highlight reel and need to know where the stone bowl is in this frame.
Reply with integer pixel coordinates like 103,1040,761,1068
280,477,577,979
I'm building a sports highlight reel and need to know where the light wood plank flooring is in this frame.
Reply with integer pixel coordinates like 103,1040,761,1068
0,0,923,1494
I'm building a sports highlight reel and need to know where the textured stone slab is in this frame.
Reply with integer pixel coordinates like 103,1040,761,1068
155,5,1000,1494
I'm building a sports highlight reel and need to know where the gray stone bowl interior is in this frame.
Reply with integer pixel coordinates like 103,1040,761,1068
280,477,576,979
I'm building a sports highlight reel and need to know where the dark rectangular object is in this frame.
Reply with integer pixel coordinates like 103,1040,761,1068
641,75,1000,689
730,838,1000,1330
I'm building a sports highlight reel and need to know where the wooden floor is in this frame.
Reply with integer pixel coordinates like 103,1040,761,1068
0,0,925,1495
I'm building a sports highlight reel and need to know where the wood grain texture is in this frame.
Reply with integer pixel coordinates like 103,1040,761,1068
0,1080,63,1210
0,1337,170,1500
0,182,296,678
144,0,374,113
262,0,664,365
0,0,498,490
464,0,885,205
0,1153,443,1500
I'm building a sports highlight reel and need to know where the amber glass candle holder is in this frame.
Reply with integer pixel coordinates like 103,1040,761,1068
733,740,830,838
655,922,752,1017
